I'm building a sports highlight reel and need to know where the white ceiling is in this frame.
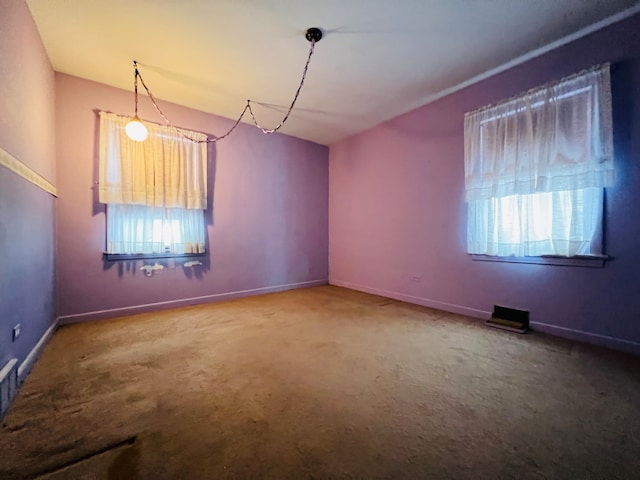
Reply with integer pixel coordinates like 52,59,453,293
26,0,640,146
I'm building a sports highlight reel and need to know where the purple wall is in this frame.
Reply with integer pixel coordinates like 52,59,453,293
3,0,637,363
55,74,328,321
0,0,57,368
329,13,640,354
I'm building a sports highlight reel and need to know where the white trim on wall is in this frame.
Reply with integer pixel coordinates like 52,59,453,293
330,279,640,356
58,279,329,324
0,145,57,197
18,319,59,380
530,321,640,356
329,279,492,319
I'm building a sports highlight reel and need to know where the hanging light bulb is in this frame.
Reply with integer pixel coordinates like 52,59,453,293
126,61,148,142
126,116,148,141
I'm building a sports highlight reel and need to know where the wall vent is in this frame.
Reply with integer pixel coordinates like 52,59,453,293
0,358,19,419
486,305,529,334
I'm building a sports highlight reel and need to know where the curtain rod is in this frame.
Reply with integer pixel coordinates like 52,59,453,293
96,110,210,140
464,62,611,118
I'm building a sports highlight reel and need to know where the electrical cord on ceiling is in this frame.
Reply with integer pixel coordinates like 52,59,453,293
131,27,322,143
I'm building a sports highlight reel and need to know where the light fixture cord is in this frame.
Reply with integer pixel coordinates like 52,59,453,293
133,60,140,117
134,38,317,143
246,39,315,134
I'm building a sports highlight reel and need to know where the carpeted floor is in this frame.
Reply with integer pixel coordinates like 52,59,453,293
1,285,639,479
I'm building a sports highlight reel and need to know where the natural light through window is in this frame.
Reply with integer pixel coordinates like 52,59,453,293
467,188,603,257
463,64,613,259
151,218,183,252
98,112,208,256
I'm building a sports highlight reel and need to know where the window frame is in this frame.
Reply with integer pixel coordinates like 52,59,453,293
464,66,612,264
469,253,607,268
98,111,209,260
104,203,207,258
103,251,205,262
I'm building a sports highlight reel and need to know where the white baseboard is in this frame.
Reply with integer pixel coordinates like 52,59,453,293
18,319,59,380
58,279,329,324
329,279,492,319
530,321,640,356
330,278,640,356
0,358,18,418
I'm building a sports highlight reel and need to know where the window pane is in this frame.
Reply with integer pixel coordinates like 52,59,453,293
467,188,603,257
106,204,205,255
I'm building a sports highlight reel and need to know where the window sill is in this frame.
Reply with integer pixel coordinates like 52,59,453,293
103,252,205,261
470,254,608,268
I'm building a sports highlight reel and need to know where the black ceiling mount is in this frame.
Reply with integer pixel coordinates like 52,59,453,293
305,27,323,43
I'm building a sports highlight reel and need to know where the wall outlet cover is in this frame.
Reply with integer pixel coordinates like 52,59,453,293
12,324,21,341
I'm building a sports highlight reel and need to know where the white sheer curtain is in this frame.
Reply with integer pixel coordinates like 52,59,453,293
464,64,613,257
106,205,205,255
98,112,208,255
467,188,603,257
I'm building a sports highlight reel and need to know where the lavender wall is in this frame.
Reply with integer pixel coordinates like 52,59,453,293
0,0,56,368
55,74,328,321
329,13,640,354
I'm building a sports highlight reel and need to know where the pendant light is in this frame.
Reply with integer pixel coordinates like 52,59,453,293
125,61,148,141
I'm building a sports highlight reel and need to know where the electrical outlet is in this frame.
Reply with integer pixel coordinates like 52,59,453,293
12,324,21,342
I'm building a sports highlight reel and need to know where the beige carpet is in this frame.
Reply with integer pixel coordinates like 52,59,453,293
1,285,639,479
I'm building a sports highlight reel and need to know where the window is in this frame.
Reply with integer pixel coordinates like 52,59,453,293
98,111,208,256
464,64,614,259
